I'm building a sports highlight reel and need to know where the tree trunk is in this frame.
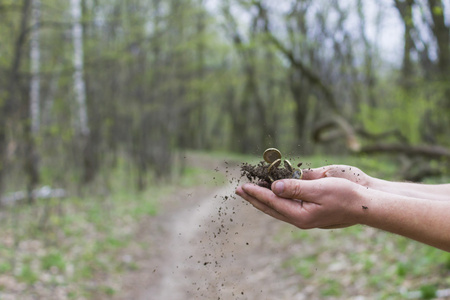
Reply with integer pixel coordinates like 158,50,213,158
289,69,314,153
24,0,41,204
30,0,40,134
71,0,89,137
0,0,31,202
427,0,450,79
71,0,94,184
394,0,415,89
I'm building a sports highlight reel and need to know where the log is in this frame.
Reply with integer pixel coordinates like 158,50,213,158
360,144,450,159
1,186,66,206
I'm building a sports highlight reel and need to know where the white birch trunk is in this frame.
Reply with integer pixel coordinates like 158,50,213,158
71,0,90,136
30,0,41,134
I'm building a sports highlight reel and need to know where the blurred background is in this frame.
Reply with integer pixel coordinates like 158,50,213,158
0,0,449,299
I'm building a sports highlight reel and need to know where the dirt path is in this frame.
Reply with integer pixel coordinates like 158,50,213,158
111,162,302,300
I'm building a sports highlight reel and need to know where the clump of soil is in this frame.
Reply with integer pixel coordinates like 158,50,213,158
241,161,293,189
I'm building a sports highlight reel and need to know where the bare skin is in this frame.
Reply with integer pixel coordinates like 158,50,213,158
303,165,450,201
236,165,450,252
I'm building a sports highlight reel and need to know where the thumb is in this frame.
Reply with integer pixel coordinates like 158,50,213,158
271,179,320,202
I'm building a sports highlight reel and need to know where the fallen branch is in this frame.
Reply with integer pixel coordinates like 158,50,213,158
360,144,450,159
312,116,450,181
1,186,66,206
312,115,361,152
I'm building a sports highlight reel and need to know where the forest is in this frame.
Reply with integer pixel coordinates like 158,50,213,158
0,0,449,200
0,0,449,298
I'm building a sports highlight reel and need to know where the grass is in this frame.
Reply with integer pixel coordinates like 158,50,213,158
276,154,450,299
0,152,226,299
1,150,448,299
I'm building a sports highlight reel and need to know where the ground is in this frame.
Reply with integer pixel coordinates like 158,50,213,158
98,155,450,300
106,160,303,300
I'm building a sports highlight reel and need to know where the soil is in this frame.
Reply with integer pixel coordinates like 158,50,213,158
103,155,301,300
98,154,450,300
241,161,294,189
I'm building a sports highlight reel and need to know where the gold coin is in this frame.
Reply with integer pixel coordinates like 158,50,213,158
263,148,282,163
284,159,293,173
267,159,281,173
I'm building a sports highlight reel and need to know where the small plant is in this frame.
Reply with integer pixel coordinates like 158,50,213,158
18,264,38,285
41,251,66,271
320,279,342,297
0,261,12,273
420,284,437,299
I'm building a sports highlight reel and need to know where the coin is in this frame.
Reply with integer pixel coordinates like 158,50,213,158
263,148,282,163
284,159,293,173
267,158,281,173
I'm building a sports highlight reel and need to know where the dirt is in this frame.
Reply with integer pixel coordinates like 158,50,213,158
105,157,302,300
98,154,450,300
241,161,295,189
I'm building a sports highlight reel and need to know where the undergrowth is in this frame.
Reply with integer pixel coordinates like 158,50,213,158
0,153,225,300
277,155,450,299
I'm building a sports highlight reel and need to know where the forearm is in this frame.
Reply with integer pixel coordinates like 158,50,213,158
357,187,450,252
369,177,450,201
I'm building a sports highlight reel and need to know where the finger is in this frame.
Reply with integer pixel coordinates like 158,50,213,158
322,165,369,185
236,185,291,223
241,183,303,218
301,167,330,180
323,165,355,178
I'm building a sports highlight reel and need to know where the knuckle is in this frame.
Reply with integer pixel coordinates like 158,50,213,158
291,182,303,199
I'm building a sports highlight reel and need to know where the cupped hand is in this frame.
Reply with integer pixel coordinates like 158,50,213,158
302,165,373,187
236,177,365,230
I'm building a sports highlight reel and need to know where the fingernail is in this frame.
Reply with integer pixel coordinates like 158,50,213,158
273,181,284,195
241,183,251,192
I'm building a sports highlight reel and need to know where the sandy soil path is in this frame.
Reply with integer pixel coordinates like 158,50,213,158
111,162,302,300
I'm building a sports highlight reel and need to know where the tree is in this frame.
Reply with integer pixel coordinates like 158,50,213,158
0,0,32,202
71,0,89,137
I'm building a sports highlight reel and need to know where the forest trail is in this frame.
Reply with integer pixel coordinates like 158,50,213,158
109,159,302,300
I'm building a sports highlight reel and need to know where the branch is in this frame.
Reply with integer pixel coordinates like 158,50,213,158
355,128,409,144
313,116,361,151
313,117,450,160
265,33,338,112
360,144,450,159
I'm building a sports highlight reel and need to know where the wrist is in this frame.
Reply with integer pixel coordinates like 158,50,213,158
367,176,388,190
351,184,375,225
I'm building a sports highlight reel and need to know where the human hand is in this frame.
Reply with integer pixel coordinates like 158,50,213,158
302,165,374,187
236,177,365,229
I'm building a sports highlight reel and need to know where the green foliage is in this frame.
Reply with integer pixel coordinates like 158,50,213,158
420,285,437,299
101,285,116,296
180,166,225,187
0,152,222,298
358,77,449,148
432,6,443,16
0,0,449,295
18,264,38,285
0,261,12,273
320,278,342,297
278,155,450,298
284,254,318,279
41,251,66,271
